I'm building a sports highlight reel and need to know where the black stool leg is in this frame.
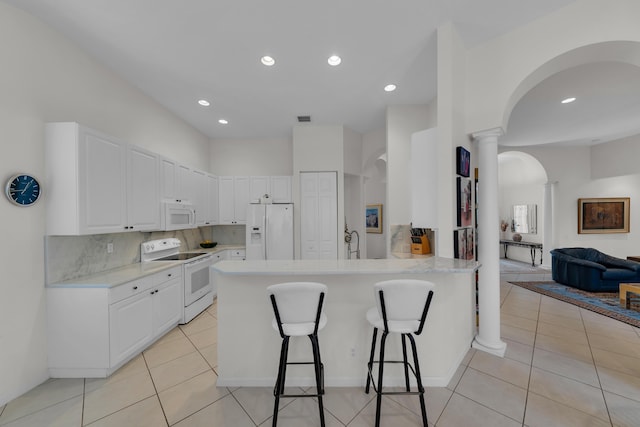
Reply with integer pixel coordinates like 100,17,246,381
401,334,410,392
407,334,428,427
310,334,326,427
365,327,378,394
272,336,290,427
375,331,388,427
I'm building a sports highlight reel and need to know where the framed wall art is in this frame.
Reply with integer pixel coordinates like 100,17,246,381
456,177,473,227
454,228,474,260
456,146,470,177
578,197,630,234
366,204,383,233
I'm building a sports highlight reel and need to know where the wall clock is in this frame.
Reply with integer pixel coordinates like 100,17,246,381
5,173,42,206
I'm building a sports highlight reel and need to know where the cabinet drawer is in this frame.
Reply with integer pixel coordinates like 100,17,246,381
110,276,153,304
230,249,245,258
153,266,182,286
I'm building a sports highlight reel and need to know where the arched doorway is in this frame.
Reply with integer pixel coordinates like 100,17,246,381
498,151,549,265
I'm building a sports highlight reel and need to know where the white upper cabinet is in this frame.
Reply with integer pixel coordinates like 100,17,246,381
270,176,292,203
207,174,219,226
160,157,178,201
192,169,208,226
46,123,161,235
249,175,292,203
177,164,194,203
249,176,269,203
126,145,160,231
219,176,249,224
46,122,128,235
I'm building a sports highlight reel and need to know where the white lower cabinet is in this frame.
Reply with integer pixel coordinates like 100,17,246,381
48,266,182,378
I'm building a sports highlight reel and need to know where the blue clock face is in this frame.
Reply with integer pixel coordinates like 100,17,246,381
6,174,41,206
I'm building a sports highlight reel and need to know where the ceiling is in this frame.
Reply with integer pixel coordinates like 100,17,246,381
8,0,638,146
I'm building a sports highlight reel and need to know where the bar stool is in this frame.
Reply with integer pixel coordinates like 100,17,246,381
267,282,328,427
364,279,435,427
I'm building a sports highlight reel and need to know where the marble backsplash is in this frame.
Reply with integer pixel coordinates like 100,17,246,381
390,224,435,255
45,224,246,284
390,224,413,254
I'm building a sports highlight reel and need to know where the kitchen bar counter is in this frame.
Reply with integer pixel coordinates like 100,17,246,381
213,257,479,388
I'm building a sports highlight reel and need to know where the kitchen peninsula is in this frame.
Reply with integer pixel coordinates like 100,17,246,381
213,257,479,388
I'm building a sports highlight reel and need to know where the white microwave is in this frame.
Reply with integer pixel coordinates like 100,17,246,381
161,200,196,230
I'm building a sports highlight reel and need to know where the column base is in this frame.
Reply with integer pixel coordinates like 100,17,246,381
472,336,507,358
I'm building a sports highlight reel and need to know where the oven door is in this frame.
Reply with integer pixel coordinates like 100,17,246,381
184,255,213,306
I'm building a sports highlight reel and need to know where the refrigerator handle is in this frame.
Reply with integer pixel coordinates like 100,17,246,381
263,213,267,259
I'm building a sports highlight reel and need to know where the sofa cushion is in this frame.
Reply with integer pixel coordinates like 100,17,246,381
602,268,638,280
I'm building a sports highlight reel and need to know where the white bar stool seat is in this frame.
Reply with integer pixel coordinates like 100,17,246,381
365,279,435,427
267,282,328,427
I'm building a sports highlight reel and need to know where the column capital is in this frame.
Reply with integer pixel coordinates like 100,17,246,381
471,127,504,142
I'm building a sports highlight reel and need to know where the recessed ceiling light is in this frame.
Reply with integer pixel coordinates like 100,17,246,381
384,84,397,92
261,56,275,66
561,97,576,104
327,55,342,66
198,99,210,107
218,119,228,125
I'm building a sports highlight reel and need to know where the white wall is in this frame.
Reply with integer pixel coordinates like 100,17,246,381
591,135,640,179
437,22,468,258
507,142,640,259
363,128,387,258
386,105,436,242
465,0,640,135
292,125,345,258
0,3,210,405
210,138,293,176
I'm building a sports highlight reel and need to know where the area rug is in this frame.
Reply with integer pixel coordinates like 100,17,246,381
508,281,640,328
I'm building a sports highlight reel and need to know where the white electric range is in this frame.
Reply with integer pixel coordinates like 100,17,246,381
141,238,214,323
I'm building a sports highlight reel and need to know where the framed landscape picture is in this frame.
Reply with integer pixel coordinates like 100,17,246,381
578,197,630,234
366,204,382,233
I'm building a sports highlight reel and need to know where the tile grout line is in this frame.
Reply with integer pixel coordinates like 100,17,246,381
520,284,542,427
227,389,260,427
140,350,170,427
81,379,86,427
580,308,615,426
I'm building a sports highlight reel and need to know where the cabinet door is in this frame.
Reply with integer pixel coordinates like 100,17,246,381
249,176,269,203
160,157,178,201
127,145,160,231
218,176,235,224
79,127,128,234
152,278,183,336
233,176,250,224
109,291,153,366
270,176,292,203
193,169,208,226
177,164,194,203
207,175,219,225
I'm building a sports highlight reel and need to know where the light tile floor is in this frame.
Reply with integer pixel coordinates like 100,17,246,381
2,261,640,426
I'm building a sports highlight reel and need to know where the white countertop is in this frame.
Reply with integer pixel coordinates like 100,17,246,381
213,256,480,276
47,245,244,288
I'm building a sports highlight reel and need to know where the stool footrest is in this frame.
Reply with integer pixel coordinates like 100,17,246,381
366,360,423,394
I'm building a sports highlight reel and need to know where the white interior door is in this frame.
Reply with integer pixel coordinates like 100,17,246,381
300,172,337,259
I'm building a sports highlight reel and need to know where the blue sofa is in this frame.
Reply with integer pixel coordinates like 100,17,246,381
550,248,640,292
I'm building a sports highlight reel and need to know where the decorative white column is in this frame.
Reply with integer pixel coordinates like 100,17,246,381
542,182,557,267
472,128,506,357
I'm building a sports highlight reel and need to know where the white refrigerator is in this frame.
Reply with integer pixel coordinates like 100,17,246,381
246,204,294,260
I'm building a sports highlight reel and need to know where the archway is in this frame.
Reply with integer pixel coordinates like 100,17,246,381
498,151,549,265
